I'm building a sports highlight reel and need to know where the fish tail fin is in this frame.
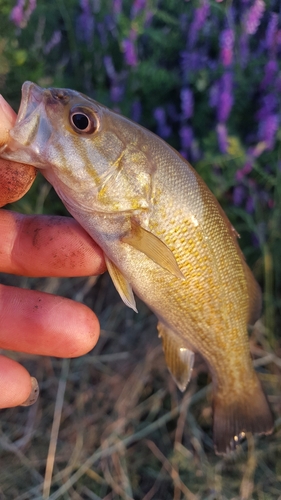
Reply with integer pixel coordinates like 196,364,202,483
213,376,274,455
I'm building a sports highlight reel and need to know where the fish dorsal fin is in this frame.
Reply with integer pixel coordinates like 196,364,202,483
121,219,184,279
105,255,138,313
157,322,194,392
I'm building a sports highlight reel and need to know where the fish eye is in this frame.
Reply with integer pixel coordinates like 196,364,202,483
69,107,98,134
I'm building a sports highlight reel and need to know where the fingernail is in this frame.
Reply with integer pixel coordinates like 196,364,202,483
21,377,39,406
0,95,17,125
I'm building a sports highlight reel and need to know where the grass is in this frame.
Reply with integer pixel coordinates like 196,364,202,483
0,264,281,499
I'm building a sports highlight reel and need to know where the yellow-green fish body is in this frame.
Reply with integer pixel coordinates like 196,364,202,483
0,82,273,453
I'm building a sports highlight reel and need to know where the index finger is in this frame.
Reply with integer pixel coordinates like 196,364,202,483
0,209,106,277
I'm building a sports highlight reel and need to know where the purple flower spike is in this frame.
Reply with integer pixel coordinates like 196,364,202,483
122,39,137,66
131,0,146,18
244,0,266,35
235,161,253,181
113,0,122,15
154,107,171,139
131,100,142,122
265,12,278,51
77,0,94,43
209,82,220,108
233,186,245,206
239,33,249,67
180,125,193,150
188,0,210,48
256,93,277,121
44,30,62,55
10,0,36,28
258,114,279,150
220,29,234,67
216,123,228,153
246,196,254,213
261,59,278,89
110,84,124,103
10,0,25,27
217,72,233,123
181,88,194,120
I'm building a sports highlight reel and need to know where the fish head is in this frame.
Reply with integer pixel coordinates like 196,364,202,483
2,81,152,214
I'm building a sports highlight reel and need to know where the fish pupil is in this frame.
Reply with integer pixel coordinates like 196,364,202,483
72,113,90,130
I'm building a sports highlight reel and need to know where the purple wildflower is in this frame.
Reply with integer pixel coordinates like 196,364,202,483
10,0,25,27
44,30,62,55
180,125,193,150
265,12,278,51
180,50,207,73
239,33,249,67
188,0,210,48
235,161,253,181
233,186,245,206
110,84,124,103
258,114,279,150
243,0,266,35
131,100,142,122
250,141,267,158
113,0,122,15
10,0,36,28
256,93,277,120
216,123,228,153
181,88,194,120
154,107,171,139
246,196,254,213
277,30,281,48
122,29,138,67
220,28,234,67
77,0,94,43
209,82,220,108
131,0,146,18
104,56,116,79
260,59,278,89
217,72,233,123
275,75,281,93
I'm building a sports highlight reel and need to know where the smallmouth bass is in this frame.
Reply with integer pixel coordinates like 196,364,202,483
0,82,273,454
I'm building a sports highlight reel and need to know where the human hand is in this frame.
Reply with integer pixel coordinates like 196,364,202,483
0,96,106,409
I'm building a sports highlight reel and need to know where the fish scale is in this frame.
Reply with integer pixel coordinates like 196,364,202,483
0,81,273,454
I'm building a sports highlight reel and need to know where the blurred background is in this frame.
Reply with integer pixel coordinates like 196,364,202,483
0,0,281,498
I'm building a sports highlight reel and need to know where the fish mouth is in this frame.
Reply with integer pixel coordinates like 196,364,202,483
1,81,58,167
16,81,45,123
17,81,71,124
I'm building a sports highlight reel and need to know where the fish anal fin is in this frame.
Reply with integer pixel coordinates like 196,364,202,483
213,375,274,455
157,322,194,392
105,255,138,313
121,219,184,280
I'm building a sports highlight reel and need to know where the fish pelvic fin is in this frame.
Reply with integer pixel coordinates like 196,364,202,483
121,219,184,280
157,322,194,392
105,255,138,313
213,375,274,455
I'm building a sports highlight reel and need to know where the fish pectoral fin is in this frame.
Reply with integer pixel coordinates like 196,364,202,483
121,219,184,279
105,255,138,313
157,322,194,392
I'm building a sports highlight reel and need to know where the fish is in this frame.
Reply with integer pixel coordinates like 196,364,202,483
0,81,274,454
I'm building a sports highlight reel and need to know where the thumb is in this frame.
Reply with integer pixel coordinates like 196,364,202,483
0,95,36,207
